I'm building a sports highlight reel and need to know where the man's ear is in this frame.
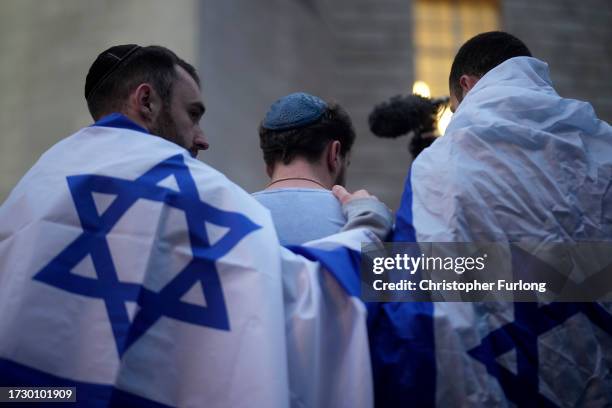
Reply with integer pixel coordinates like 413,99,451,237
130,83,161,124
459,74,480,96
327,140,342,172
265,163,274,178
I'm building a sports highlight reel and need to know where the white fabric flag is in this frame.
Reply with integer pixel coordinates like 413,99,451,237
0,115,373,408
413,56,612,243
407,57,612,406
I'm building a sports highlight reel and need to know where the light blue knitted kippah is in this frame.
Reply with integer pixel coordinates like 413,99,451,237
262,92,328,130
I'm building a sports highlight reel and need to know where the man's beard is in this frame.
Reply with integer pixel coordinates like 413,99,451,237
150,106,181,148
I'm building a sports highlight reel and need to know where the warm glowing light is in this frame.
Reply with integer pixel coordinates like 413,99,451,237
437,104,453,136
412,80,431,98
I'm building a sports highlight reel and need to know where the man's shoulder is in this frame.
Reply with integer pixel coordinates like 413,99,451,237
15,124,223,197
252,188,335,197
251,188,345,245
252,188,335,202
252,188,342,214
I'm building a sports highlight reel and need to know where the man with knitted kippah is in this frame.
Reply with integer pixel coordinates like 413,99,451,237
253,92,392,245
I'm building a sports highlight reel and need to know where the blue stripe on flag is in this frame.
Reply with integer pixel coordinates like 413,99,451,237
392,170,417,242
0,358,172,408
286,245,361,297
91,113,150,134
367,302,436,407
369,169,437,407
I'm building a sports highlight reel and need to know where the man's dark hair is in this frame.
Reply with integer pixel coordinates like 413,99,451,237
449,31,531,97
85,45,199,120
259,103,356,168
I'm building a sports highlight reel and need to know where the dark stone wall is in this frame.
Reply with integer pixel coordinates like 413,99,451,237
199,0,414,210
503,0,612,121
199,0,612,210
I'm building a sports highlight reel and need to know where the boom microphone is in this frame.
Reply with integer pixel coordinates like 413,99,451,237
368,94,449,157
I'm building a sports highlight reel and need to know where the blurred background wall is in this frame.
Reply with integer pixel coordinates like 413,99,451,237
0,0,198,203
1,0,611,210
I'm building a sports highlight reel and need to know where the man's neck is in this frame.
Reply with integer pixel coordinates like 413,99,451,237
267,160,332,190
101,109,151,133
122,111,151,132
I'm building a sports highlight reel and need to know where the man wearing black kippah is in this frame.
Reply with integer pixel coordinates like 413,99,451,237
84,44,209,157
0,44,391,407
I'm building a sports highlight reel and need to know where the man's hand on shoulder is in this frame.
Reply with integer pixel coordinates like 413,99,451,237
332,185,377,204
332,185,393,241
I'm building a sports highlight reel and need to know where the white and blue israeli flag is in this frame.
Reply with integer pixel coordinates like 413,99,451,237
374,57,612,406
0,114,373,407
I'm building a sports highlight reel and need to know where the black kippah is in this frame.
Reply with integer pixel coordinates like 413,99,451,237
85,44,141,100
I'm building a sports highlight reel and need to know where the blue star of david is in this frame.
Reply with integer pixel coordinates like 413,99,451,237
34,154,260,357
467,247,612,407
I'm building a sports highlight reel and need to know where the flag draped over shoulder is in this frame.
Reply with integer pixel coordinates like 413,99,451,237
376,57,612,407
0,114,373,408
412,56,612,243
